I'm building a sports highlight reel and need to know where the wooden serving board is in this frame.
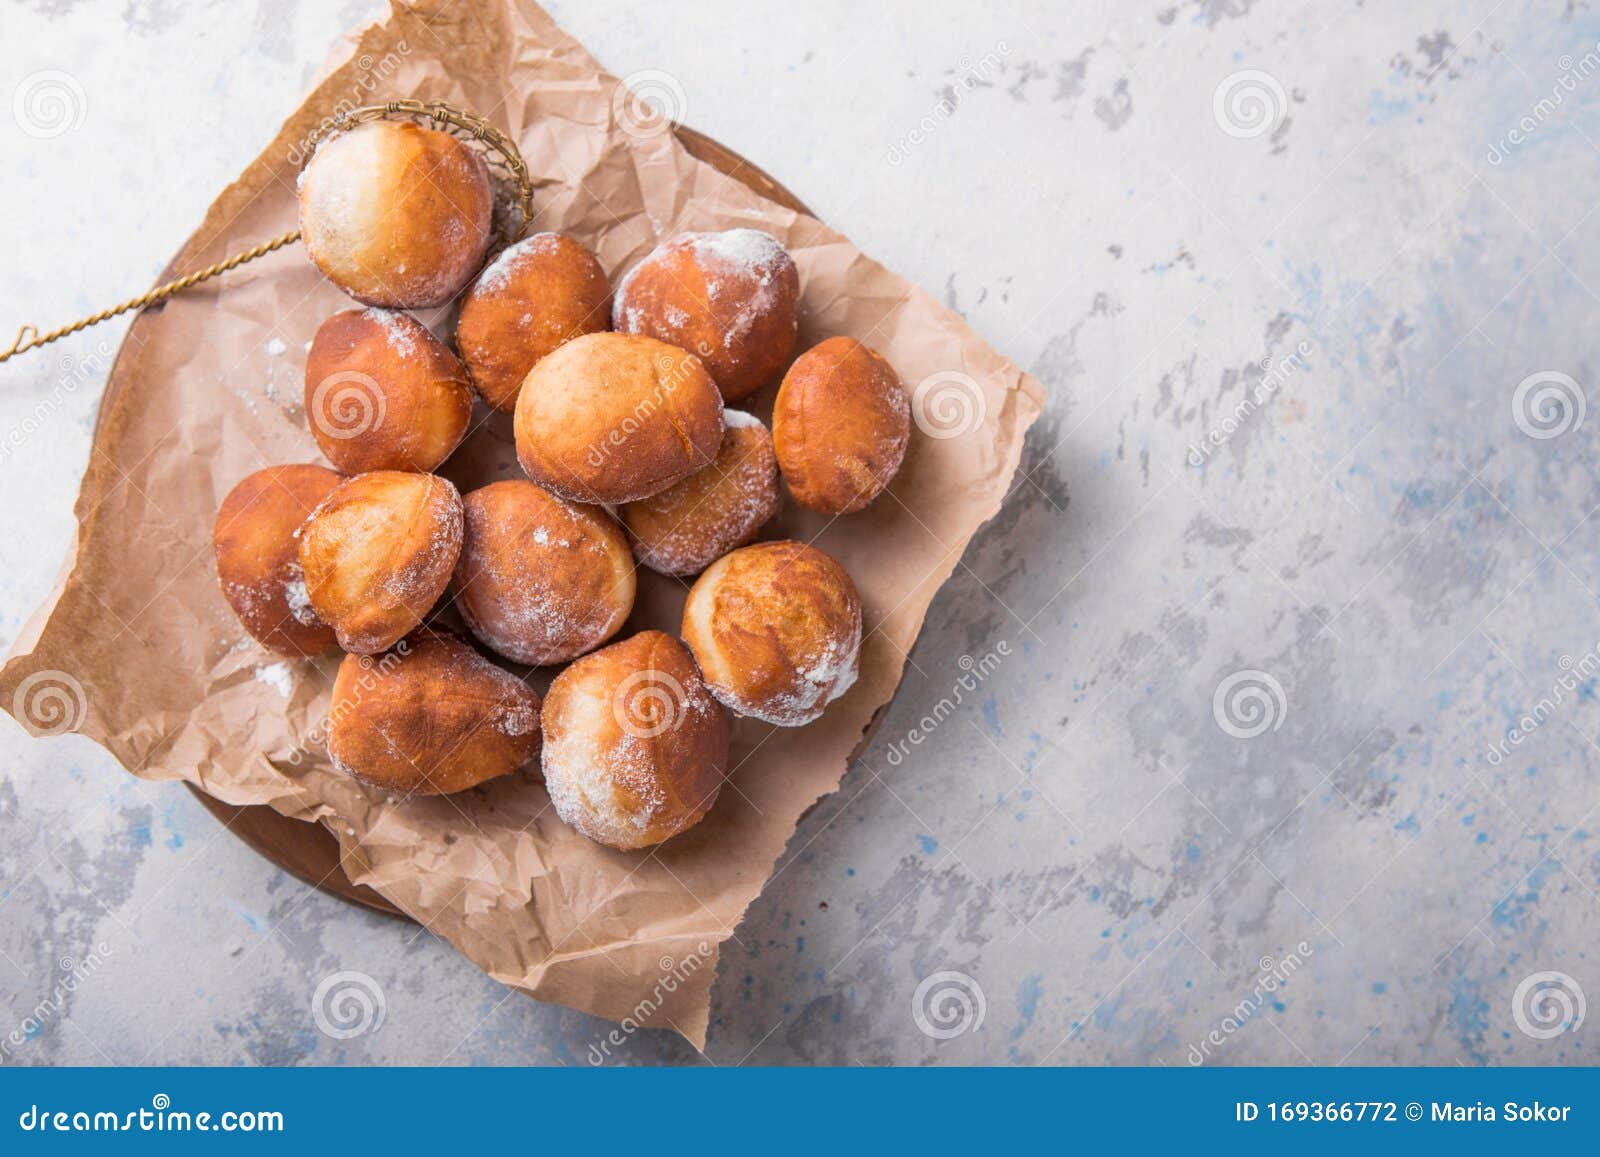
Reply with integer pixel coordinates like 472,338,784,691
181,126,818,921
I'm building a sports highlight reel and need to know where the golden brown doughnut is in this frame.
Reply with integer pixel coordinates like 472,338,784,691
613,229,800,402
456,233,613,412
297,120,493,308
213,464,342,656
513,331,724,504
327,629,540,796
451,480,636,665
540,630,730,849
619,410,780,576
772,336,910,515
681,540,861,726
304,308,473,474
297,471,463,654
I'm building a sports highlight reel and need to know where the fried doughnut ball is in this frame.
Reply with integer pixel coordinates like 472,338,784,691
681,540,861,726
297,120,493,308
620,411,780,576
541,630,729,850
773,336,910,515
214,464,342,655
514,332,724,504
304,308,473,474
456,233,613,412
613,229,800,402
327,629,541,796
451,480,636,665
297,471,463,654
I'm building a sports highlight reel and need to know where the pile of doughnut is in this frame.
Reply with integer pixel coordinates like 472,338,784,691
213,120,915,851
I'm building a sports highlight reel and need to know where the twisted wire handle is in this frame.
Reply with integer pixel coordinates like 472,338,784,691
1,100,535,367
1,231,303,364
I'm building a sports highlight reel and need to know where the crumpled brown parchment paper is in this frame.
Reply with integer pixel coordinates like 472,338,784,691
0,0,1044,1048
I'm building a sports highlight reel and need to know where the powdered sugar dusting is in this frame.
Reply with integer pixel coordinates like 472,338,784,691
739,623,860,728
455,487,632,665
362,307,419,357
305,474,462,652
437,632,541,744
541,639,721,847
797,627,861,700
690,228,787,279
221,577,272,621
299,126,384,249
613,230,793,366
363,307,422,356
687,543,863,726
255,661,294,699
473,232,563,295
543,674,668,843
283,573,317,626
381,479,463,609
624,419,779,576
497,701,538,737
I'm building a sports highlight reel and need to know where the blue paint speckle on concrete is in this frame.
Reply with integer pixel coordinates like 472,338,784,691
1491,858,1560,931
1368,89,1412,124
1012,974,1042,1042
225,902,268,936
1450,977,1491,1065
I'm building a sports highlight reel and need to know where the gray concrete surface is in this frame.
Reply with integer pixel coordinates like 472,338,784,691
2,0,1598,1066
